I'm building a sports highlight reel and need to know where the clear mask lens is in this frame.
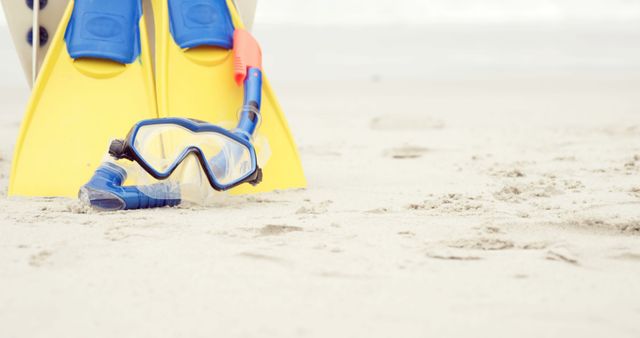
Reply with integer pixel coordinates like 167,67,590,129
132,123,255,186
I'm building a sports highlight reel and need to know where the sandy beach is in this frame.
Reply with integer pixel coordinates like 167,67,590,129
1,21,639,337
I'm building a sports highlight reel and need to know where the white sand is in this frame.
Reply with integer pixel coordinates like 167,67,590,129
1,23,640,337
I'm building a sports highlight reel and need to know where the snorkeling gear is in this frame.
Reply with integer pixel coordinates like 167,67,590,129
9,0,158,197
151,0,306,194
80,64,266,210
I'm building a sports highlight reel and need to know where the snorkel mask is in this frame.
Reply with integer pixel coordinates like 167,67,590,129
108,116,263,191
79,29,266,210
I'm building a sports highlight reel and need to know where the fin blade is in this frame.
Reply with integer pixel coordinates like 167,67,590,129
9,0,159,197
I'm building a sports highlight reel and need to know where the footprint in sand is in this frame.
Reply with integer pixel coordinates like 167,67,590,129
569,218,640,234
426,238,552,261
245,196,284,204
259,224,303,236
487,165,527,178
494,179,565,202
237,252,287,263
296,200,333,215
619,221,640,233
545,248,580,266
29,250,52,267
425,248,483,261
480,226,502,234
503,169,526,178
384,146,429,159
624,155,640,172
563,179,585,191
365,207,391,214
427,253,483,261
407,193,484,215
611,252,640,261
398,231,415,237
553,156,577,162
446,238,515,251
519,242,551,250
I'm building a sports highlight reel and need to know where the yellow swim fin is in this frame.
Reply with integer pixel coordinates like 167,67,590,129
151,0,306,194
9,0,158,197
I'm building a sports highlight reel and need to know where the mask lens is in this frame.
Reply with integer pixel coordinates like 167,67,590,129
133,124,192,173
197,132,254,186
132,123,255,187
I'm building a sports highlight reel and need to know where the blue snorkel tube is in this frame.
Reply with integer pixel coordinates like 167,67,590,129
79,162,182,210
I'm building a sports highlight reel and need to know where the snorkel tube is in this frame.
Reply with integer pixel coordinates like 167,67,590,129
79,162,181,210
80,29,264,211
232,29,263,140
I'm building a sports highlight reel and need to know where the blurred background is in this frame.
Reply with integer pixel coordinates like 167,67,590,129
0,0,638,154
2,0,640,25
255,0,640,24
2,0,639,83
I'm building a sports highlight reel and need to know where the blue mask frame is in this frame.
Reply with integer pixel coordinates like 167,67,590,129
109,117,262,191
